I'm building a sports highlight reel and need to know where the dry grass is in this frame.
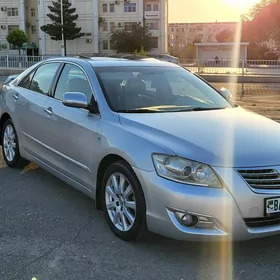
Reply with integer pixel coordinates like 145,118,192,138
211,83,280,122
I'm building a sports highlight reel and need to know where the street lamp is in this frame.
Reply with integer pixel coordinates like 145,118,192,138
61,0,65,56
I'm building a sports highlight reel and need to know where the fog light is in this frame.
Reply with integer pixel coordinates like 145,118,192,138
181,214,198,227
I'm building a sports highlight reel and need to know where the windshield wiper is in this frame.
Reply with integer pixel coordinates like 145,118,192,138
117,107,228,113
174,107,227,112
117,109,162,113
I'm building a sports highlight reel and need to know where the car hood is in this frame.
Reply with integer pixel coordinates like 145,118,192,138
119,107,280,168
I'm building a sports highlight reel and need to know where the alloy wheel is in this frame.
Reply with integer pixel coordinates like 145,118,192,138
105,172,136,232
3,124,16,162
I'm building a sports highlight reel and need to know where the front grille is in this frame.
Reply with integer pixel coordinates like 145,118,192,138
237,169,280,189
244,216,280,227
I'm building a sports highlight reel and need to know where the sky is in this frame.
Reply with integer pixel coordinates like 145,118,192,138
168,0,260,23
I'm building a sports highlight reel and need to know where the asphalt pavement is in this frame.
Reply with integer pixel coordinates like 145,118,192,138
1,153,280,280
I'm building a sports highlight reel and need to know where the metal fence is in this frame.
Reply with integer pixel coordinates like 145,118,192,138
0,55,280,76
0,55,55,69
0,55,77,69
181,59,280,76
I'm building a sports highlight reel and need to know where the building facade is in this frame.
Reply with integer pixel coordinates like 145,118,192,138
168,21,237,55
0,0,168,55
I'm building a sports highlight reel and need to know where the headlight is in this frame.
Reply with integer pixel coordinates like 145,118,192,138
152,154,222,188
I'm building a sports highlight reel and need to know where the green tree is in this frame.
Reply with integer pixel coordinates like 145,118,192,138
133,46,148,56
192,38,202,44
110,22,156,53
247,42,270,59
168,46,177,57
216,29,234,42
185,44,196,59
6,28,28,55
242,0,280,43
40,0,83,55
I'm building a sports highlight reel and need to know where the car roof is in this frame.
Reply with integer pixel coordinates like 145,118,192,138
42,55,181,68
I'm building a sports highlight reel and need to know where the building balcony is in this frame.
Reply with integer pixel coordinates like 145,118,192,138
144,11,159,19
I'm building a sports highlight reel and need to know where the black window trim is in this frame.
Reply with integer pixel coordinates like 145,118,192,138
17,61,63,96
50,61,100,115
50,61,97,102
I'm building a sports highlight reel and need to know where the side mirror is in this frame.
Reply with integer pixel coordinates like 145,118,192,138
62,92,88,109
220,88,232,100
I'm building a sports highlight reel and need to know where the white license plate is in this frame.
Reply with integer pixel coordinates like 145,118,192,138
266,197,280,215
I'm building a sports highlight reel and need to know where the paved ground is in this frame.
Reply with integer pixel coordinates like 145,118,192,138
1,79,280,280
2,153,280,280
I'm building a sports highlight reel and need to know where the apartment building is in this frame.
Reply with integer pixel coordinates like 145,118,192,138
168,21,237,54
0,0,39,52
0,0,168,55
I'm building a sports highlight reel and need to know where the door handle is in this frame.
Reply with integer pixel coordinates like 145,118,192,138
12,94,19,101
44,107,53,115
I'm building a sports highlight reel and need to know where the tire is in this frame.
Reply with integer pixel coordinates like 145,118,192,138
1,119,29,168
101,160,147,241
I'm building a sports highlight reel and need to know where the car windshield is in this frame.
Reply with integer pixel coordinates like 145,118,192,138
93,66,233,113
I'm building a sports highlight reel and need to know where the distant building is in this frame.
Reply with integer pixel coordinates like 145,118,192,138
168,21,237,57
195,42,249,61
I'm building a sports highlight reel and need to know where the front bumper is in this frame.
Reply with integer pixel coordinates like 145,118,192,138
133,165,280,242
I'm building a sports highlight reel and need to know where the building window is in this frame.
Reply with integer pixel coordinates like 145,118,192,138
109,3,114,12
103,40,108,50
9,44,17,50
31,25,36,34
153,3,159,11
8,25,19,33
146,3,158,11
171,28,173,32
110,22,115,32
146,4,152,11
103,4,107,13
124,22,137,31
110,40,115,50
124,3,136,12
182,28,184,32
146,20,159,30
103,22,108,32
7,8,18,17
151,37,158,48
31,8,35,17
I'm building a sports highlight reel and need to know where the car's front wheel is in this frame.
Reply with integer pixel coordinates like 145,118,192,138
101,160,147,241
1,119,29,168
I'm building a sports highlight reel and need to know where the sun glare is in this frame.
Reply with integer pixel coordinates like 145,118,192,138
226,0,260,12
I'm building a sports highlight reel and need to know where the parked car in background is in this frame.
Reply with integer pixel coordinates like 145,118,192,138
3,75,19,85
1,56,280,243
0,74,19,94
148,53,179,64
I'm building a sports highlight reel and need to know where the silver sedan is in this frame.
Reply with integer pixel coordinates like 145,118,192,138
1,56,280,242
